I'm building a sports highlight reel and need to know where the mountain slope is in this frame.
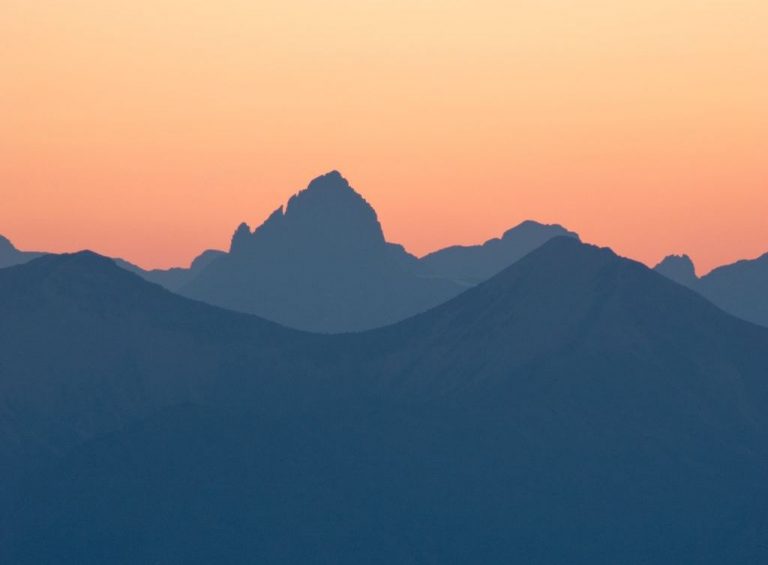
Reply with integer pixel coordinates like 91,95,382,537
179,173,583,332
0,252,337,494
117,248,226,291
698,252,768,327
654,253,698,287
418,220,579,284
655,251,768,327
0,235,44,269
3,239,768,562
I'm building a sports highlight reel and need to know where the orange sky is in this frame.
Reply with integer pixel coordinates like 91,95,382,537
1,0,766,274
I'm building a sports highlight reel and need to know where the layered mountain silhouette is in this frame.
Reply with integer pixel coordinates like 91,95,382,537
654,253,698,287
0,233,223,291
0,235,44,268
117,248,225,291
5,171,767,332
1,189,582,333
3,238,768,562
418,219,579,284
178,171,578,332
178,171,465,332
655,252,768,327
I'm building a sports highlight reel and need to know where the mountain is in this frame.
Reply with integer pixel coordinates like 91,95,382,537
697,253,768,327
418,220,579,284
180,171,463,332
653,253,697,287
655,252,768,327
0,231,224,291
3,174,583,333
3,239,768,562
117,248,226,291
0,252,330,503
0,234,44,268
179,172,582,332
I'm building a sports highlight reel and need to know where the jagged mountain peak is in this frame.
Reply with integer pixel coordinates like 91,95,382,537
227,171,386,258
654,253,698,287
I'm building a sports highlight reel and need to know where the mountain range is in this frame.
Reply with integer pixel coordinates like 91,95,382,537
0,235,44,269
0,171,578,332
654,252,768,327
3,172,765,332
2,238,768,562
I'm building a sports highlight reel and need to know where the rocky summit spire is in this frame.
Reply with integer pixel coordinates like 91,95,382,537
281,170,385,249
654,254,698,288
229,222,252,254
228,171,386,259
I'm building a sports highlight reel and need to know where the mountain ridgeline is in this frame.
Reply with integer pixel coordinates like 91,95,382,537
4,171,766,331
2,238,768,562
178,171,578,332
179,171,462,332
0,235,44,269
655,252,768,327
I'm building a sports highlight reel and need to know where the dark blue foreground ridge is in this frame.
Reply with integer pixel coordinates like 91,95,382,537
1,237,768,563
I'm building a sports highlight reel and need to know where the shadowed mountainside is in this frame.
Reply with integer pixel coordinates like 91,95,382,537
653,253,698,287
178,171,578,332
117,248,226,291
0,232,223,292
179,171,464,332
418,219,579,284
655,252,768,327
5,171,766,332
2,238,768,562
0,235,44,269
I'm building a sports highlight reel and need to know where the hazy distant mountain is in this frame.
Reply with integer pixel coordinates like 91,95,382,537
5,173,582,335
118,248,226,291
178,172,582,332
653,253,697,287
697,253,768,328
3,239,768,562
655,252,768,327
419,220,579,284
0,235,44,268
180,171,463,332
0,231,224,291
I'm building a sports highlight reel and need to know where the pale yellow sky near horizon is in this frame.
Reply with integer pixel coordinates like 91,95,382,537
1,0,766,272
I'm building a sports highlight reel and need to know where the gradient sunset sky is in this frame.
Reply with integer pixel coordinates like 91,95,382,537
2,0,766,272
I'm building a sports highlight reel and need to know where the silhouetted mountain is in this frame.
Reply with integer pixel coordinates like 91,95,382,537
4,176,582,333
118,248,226,291
654,252,768,327
180,171,462,332
0,252,328,504
0,234,44,268
3,239,768,562
698,252,768,327
0,231,224,291
653,253,697,287
178,173,582,331
419,220,579,284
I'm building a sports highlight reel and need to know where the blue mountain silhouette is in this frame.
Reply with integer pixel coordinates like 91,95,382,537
2,238,768,562
655,252,768,327
179,171,576,331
